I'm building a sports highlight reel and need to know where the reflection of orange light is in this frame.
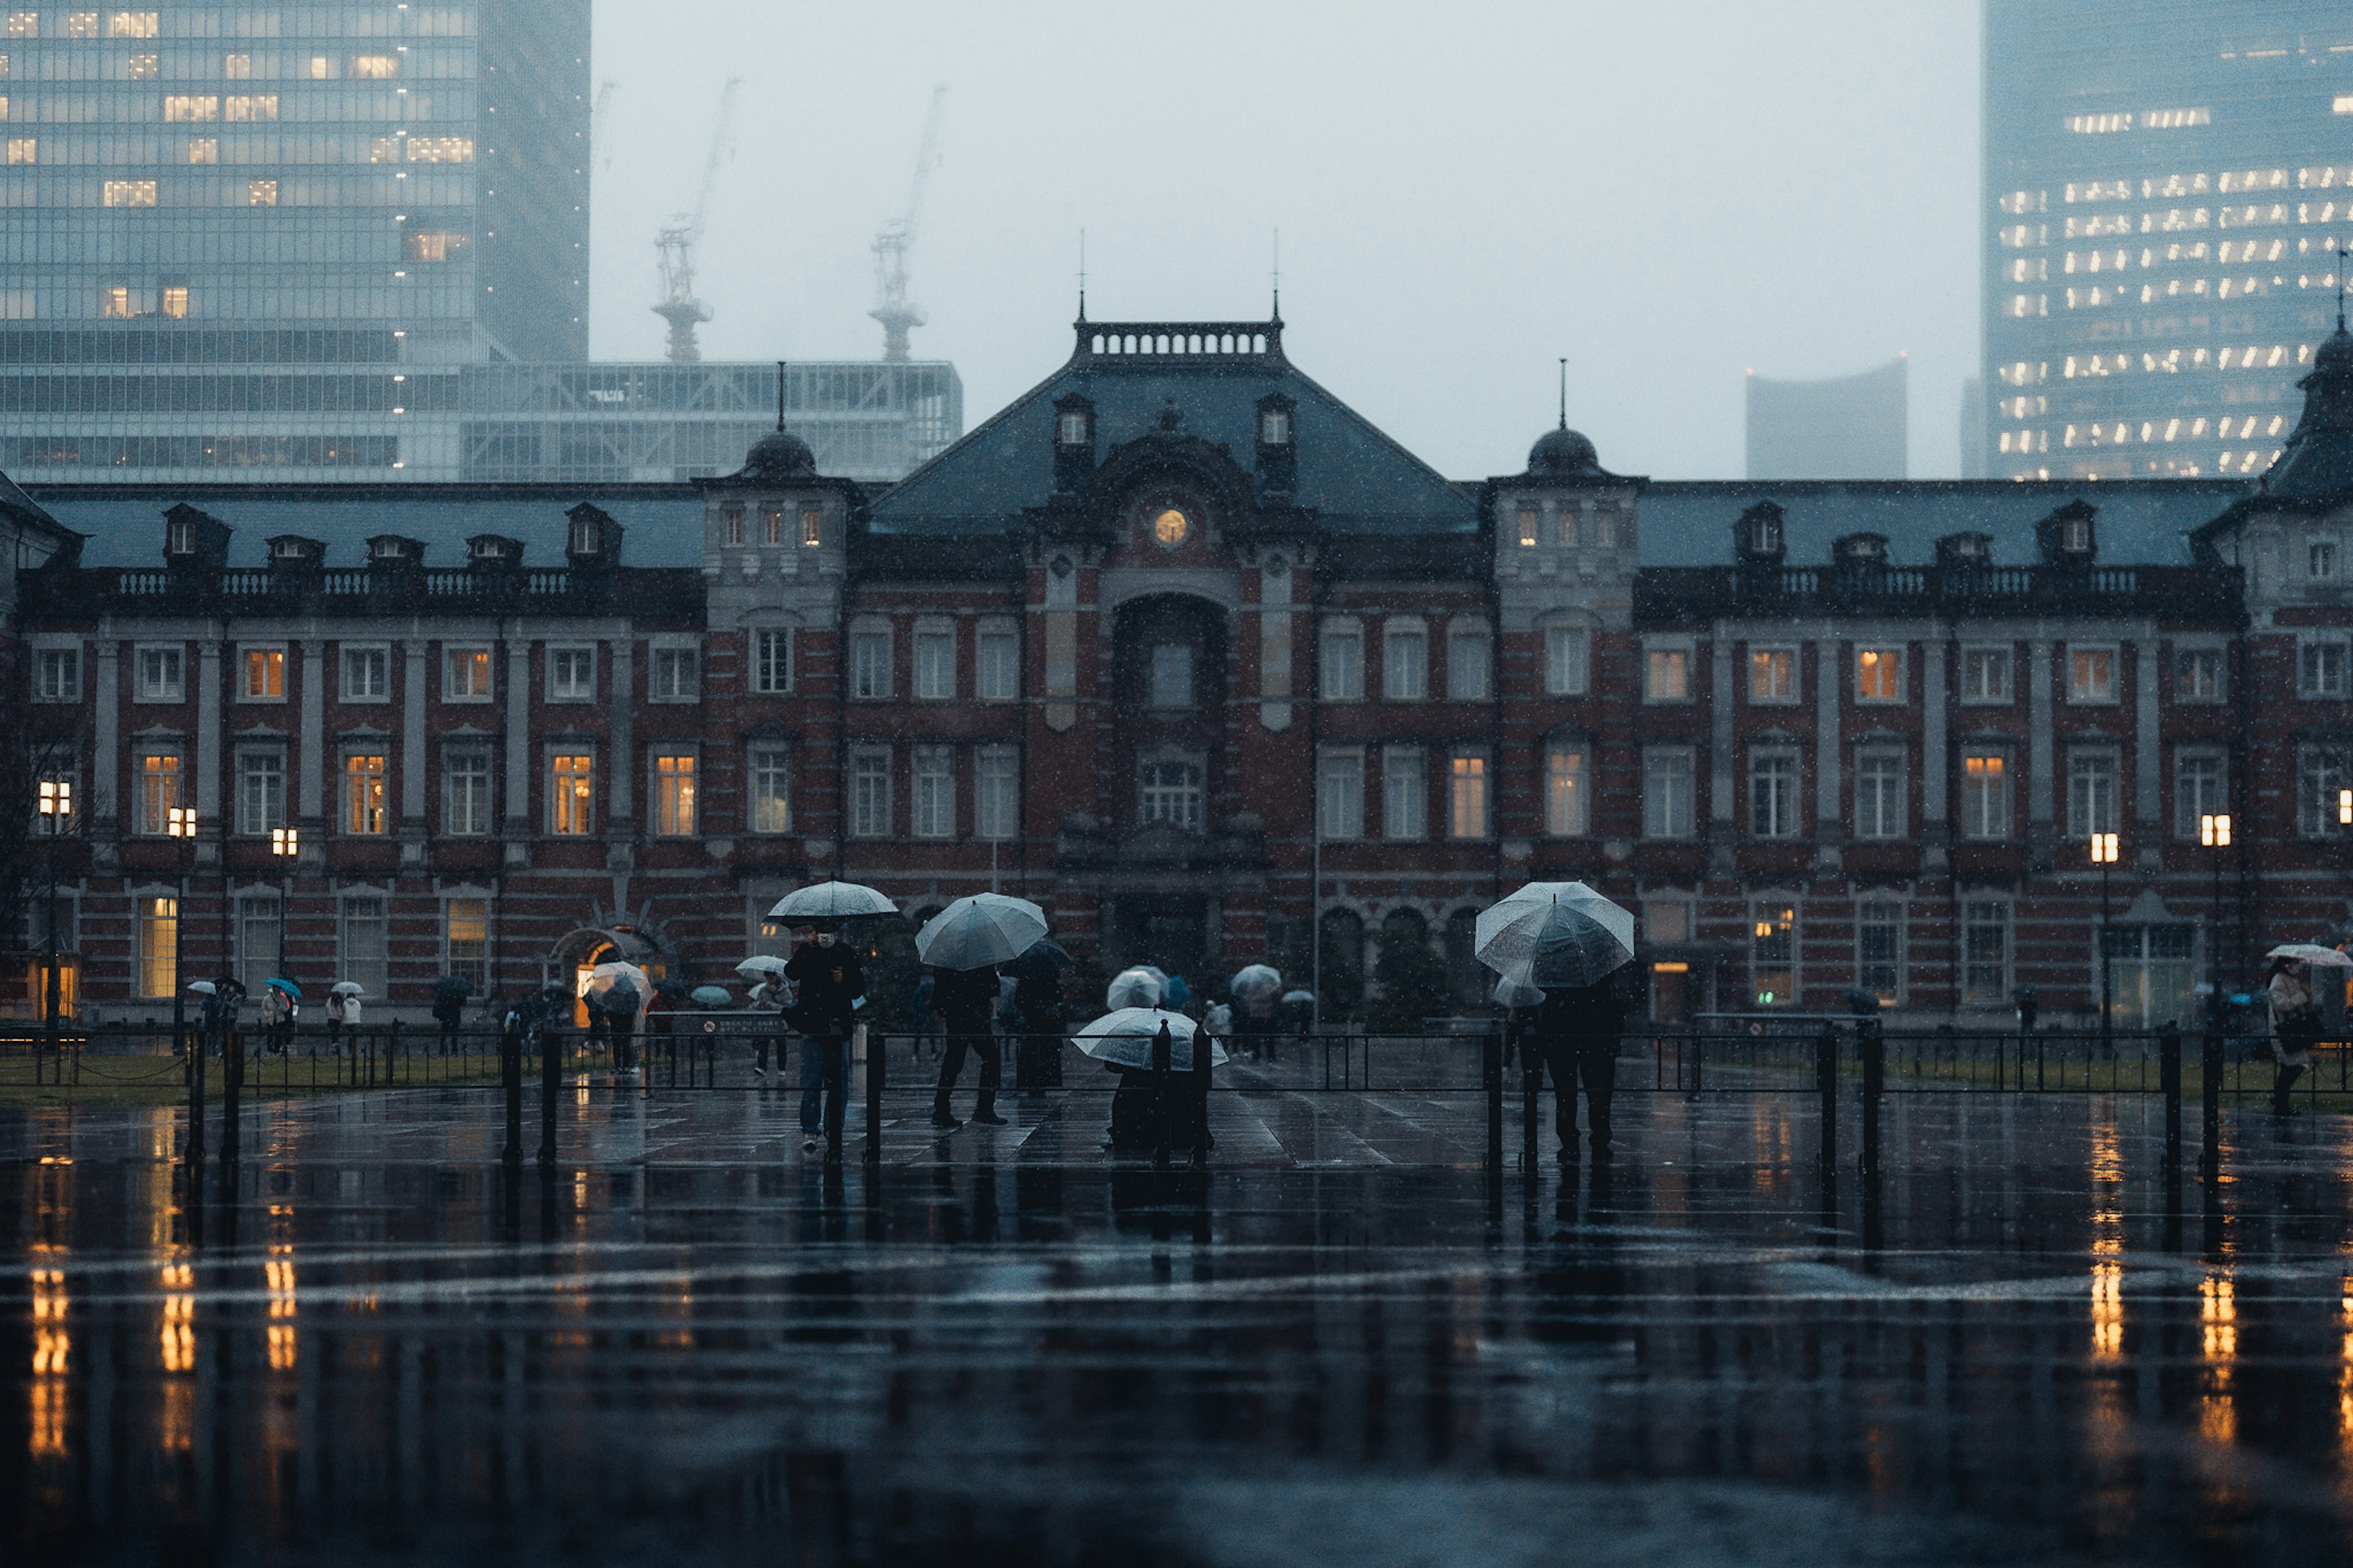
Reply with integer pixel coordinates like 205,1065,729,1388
1653,961,1689,974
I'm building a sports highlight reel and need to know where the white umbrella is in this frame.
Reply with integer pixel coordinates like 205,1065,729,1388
330,981,365,998
1229,964,1283,1001
915,893,1049,971
1105,966,1164,1010
2268,943,2353,968
588,960,650,998
735,955,790,981
184,979,217,996
1476,881,1635,990
1070,1007,1229,1072
767,881,898,922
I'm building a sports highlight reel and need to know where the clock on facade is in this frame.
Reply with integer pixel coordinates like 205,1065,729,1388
1151,507,1190,549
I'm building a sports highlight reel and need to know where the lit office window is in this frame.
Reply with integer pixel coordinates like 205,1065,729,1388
1544,743,1588,836
651,754,696,837
343,755,387,836
548,754,594,836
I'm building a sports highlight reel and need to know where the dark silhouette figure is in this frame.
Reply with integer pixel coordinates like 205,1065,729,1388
930,963,1005,1129
1530,975,1627,1159
785,930,864,1159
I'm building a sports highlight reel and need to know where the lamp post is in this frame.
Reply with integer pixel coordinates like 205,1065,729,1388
2090,831,2118,1047
270,826,297,976
2200,813,2232,1032
37,780,70,1062
168,806,198,1045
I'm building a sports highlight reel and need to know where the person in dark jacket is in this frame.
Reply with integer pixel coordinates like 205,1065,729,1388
930,963,1006,1129
1530,972,1629,1159
784,926,864,1159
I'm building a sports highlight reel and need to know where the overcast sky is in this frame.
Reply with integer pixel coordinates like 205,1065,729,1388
588,1,1982,480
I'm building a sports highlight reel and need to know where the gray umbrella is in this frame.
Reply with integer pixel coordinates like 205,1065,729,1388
914,893,1049,971
767,881,898,922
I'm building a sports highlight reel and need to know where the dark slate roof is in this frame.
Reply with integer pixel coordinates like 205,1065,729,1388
1635,479,2245,568
19,483,705,569
2253,327,2353,504
866,320,1482,536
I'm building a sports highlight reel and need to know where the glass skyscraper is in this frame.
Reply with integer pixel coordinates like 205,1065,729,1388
0,1,590,478
1983,2,2353,481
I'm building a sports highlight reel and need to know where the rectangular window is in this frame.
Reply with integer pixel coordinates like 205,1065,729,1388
1962,647,2013,703
64,10,93,36
1382,626,1427,700
235,893,278,998
1382,748,1426,839
162,96,218,122
125,50,154,77
342,755,387,835
1645,646,1691,702
548,754,594,836
1750,903,1795,1007
138,895,177,999
186,135,216,163
109,11,159,37
749,746,793,835
4,12,33,36
1960,751,2011,841
915,631,956,700
32,769,74,836
2314,541,2338,581
2102,924,2197,1031
1446,631,1490,702
1449,752,1488,838
1854,749,1906,839
5,136,32,164
2174,750,2226,841
650,646,699,702
2299,639,2350,699
339,896,387,999
1749,751,1799,839
977,629,1018,701
235,751,284,836
851,631,891,700
444,898,488,994
751,629,792,695
1317,749,1363,840
912,747,953,838
1963,900,2012,1005
1855,646,1903,702
1516,506,1539,547
2174,647,2223,702
1855,903,1903,1006
349,53,398,78
222,51,250,78
1643,748,1695,839
1140,760,1203,830
1749,647,1797,703
1320,625,1364,700
341,646,389,702
976,746,1018,839
247,178,278,206
757,506,784,547
224,94,277,122
547,646,594,702
1149,643,1194,708
241,646,284,701
135,645,183,702
444,646,491,702
651,753,696,837
1545,742,1589,836
443,749,491,836
2066,751,2118,838
850,751,890,838
135,751,179,836
2067,646,2118,703
102,179,157,207
800,507,822,548
1544,626,1590,696
35,648,78,702
2297,746,2344,838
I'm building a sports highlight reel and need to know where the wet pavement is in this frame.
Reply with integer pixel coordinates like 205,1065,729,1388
4,1080,2352,1566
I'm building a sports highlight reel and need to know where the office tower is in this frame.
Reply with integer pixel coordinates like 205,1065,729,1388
0,1,591,478
1983,1,2353,480
1745,358,1908,480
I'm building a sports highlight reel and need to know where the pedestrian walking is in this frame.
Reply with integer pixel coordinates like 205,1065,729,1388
324,984,362,1054
747,978,788,1080
784,925,863,1159
260,982,297,1055
930,962,1006,1129
2267,955,2319,1113
431,979,466,1056
1529,974,1628,1160
1204,998,1233,1062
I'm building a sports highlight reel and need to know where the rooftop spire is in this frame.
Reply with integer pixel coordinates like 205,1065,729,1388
775,360,786,431
1077,229,1087,322
1271,229,1281,320
1558,357,1567,429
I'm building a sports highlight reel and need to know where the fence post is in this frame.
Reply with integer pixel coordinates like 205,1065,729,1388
186,1021,207,1166
863,1025,884,1162
1151,1021,1173,1170
1520,1031,1540,1166
501,1013,523,1165
2159,1024,2183,1172
220,1027,243,1166
2199,1029,2222,1176
1815,1023,1839,1170
537,1020,559,1168
1192,1023,1212,1168
1483,1025,1503,1172
1858,1019,1884,1176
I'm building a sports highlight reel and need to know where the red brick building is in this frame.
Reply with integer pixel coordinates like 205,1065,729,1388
9,315,2353,1026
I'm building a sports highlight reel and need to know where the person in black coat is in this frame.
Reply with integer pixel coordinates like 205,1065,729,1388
930,963,1006,1129
784,926,865,1158
1529,972,1629,1160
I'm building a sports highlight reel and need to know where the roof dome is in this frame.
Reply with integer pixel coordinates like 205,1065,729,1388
1528,425,1601,476
2317,325,2353,372
737,428,816,482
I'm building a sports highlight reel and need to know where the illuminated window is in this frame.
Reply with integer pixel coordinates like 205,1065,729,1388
1544,743,1588,836
1645,646,1691,702
138,896,177,999
2065,113,2131,134
2175,647,2222,702
2141,107,2208,129
404,231,466,262
548,754,594,835
444,899,488,993
1516,506,1538,547
124,50,153,77
911,747,952,838
103,178,156,206
1855,646,1903,702
3,12,32,36
222,53,249,78
186,137,216,163
342,754,387,835
1749,647,1797,702
1856,903,1903,1006
1749,903,1795,1007
2067,646,2117,703
349,53,398,78
760,506,782,546
800,506,822,547
444,646,491,701
107,9,154,36
2336,96,2353,115
241,646,283,700
403,135,472,163
134,751,180,835
1449,752,1488,839
6,135,34,162
247,180,276,206
224,94,276,122
1962,752,2009,841
651,753,697,837
749,746,792,834
64,11,93,36
308,55,331,78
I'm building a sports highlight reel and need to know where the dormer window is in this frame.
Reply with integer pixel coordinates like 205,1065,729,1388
271,538,302,562
569,513,599,555
1259,406,1291,447
167,518,196,558
1748,513,1780,556
1057,409,1089,447
801,506,823,547
1517,505,1539,548
722,504,745,547
2062,517,2091,553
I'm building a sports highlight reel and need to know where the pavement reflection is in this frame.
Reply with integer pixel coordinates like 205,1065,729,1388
2,1088,2351,1565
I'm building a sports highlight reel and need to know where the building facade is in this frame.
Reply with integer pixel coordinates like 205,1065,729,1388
1745,358,1907,480
9,313,2353,1028
1982,0,2353,482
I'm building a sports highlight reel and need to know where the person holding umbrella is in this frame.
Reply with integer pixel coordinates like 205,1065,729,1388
1476,882,1637,1162
736,954,791,1081
2262,944,2345,1113
431,975,469,1056
1002,939,1069,1091
914,894,1047,1129
260,975,300,1055
784,924,864,1159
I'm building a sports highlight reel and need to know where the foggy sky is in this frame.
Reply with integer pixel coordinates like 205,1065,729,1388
588,1,1981,480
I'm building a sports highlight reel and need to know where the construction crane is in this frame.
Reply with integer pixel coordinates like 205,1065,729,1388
870,86,947,363
653,76,742,365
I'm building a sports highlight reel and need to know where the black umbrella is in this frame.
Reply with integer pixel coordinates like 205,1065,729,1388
1002,939,1073,982
433,974,472,1001
1841,987,1882,1018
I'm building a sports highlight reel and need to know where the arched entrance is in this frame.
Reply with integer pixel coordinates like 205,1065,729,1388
547,923,667,1026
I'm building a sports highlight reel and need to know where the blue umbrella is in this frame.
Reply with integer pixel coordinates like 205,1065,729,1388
265,976,303,1001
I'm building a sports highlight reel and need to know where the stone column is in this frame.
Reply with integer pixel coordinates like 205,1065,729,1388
93,640,119,826
504,633,531,865
2134,637,2162,865
1813,636,1842,871
400,640,429,864
2027,640,2055,869
195,638,222,862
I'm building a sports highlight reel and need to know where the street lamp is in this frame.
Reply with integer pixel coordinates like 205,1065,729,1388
270,826,298,976
37,780,70,1040
168,807,198,1047
2090,831,2118,1046
2200,812,2232,1032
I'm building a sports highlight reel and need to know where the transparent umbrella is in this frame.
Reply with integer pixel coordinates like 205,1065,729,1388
1105,967,1164,1010
1477,882,1635,990
735,955,790,982
915,893,1049,971
1070,1007,1229,1072
767,882,898,922
1229,964,1284,1001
